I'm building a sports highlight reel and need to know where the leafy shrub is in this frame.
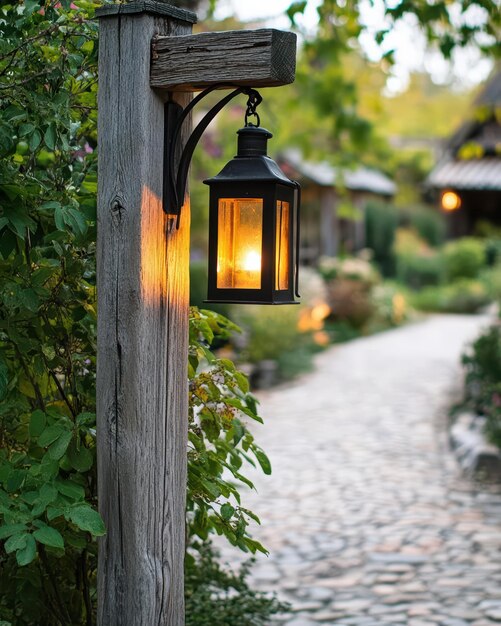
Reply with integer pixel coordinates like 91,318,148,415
462,325,501,393
410,280,490,314
394,228,443,288
480,263,501,307
187,309,271,555
396,251,443,289
185,542,288,626
364,200,398,276
0,3,100,622
461,325,501,447
400,205,446,247
443,237,486,281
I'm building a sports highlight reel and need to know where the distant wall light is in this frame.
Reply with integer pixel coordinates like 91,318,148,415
441,190,461,211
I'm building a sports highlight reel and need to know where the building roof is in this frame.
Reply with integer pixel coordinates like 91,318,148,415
427,157,501,190
426,69,501,191
279,149,396,196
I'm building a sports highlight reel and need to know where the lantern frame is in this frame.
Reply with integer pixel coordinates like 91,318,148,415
163,85,300,304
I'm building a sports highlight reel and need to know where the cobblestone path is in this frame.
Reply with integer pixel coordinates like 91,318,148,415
227,314,501,626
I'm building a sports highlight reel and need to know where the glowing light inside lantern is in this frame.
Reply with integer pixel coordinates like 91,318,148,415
243,250,261,271
217,198,263,289
441,191,461,211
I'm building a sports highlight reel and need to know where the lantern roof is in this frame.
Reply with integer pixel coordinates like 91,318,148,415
204,126,296,188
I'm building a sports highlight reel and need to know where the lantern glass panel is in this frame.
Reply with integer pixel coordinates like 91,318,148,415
275,199,290,290
217,198,263,290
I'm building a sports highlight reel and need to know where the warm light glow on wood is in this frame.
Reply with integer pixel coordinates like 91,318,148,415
140,186,167,304
441,190,461,211
217,198,263,289
140,186,190,308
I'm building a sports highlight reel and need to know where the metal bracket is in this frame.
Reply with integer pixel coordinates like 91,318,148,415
162,84,261,225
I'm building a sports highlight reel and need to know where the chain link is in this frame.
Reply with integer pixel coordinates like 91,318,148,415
244,88,262,127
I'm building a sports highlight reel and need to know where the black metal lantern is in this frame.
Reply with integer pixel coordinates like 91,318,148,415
204,126,300,304
163,85,300,304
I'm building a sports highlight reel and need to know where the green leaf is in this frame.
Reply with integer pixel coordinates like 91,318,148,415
253,449,272,475
39,458,59,481
44,124,56,151
29,130,42,152
65,208,87,236
16,535,36,566
56,479,85,501
19,123,35,137
68,504,106,536
48,430,72,460
32,483,58,516
6,470,25,492
47,506,65,521
39,201,61,211
5,532,28,554
54,206,65,231
234,371,249,393
29,410,46,437
67,442,93,472
0,523,28,540
76,412,95,427
38,424,65,448
220,503,235,521
19,289,40,313
33,526,64,549
232,419,245,445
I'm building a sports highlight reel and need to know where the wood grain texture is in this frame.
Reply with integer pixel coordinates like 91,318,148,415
97,11,191,626
151,29,297,91
96,1,197,23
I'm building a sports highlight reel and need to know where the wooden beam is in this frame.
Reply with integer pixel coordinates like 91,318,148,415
96,6,192,625
151,29,297,91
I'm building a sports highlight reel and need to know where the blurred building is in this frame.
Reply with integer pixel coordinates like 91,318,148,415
278,149,396,264
426,69,501,237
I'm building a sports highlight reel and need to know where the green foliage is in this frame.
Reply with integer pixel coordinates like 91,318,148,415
0,1,100,623
401,205,446,248
397,251,444,289
480,263,501,306
443,237,486,281
364,201,398,277
463,325,501,389
461,325,501,447
410,279,490,314
298,0,500,61
185,541,288,626
393,227,443,289
187,308,270,555
235,305,308,365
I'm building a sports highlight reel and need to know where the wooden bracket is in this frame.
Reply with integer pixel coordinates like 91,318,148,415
150,28,297,92
96,1,197,23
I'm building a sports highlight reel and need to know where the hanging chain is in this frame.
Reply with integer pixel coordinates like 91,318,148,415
244,88,262,127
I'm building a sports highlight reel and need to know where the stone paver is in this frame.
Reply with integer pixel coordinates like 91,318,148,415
222,314,501,625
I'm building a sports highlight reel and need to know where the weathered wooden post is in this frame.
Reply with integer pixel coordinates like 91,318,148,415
96,2,297,623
